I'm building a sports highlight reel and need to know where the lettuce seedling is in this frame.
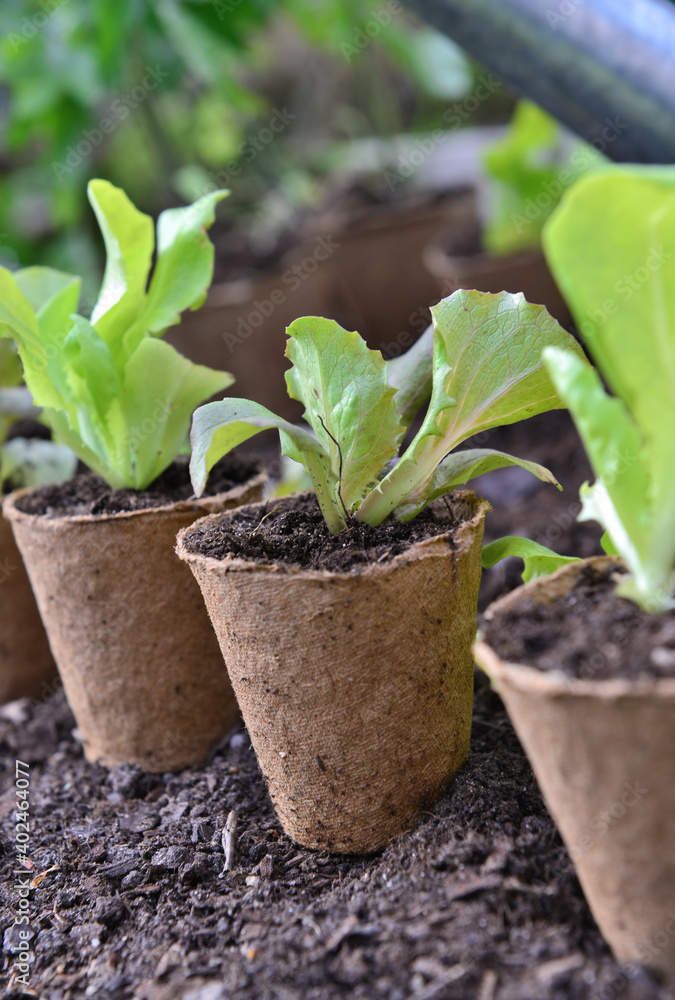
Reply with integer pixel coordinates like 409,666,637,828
540,165,675,611
0,340,24,448
483,167,675,610
0,182,233,490
0,307,77,491
482,100,603,257
190,289,584,533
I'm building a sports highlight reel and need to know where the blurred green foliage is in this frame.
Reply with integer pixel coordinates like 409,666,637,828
482,100,604,256
0,0,494,291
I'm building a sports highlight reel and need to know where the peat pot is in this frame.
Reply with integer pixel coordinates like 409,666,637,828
475,557,675,981
3,466,265,772
424,237,571,327
177,491,489,853
0,505,58,704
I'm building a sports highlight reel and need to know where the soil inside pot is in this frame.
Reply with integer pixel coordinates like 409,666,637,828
181,491,474,572
482,560,675,682
435,216,483,258
12,454,259,518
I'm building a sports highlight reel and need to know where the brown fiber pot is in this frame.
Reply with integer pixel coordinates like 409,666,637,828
424,240,571,327
176,491,489,853
475,557,675,980
3,470,265,772
0,507,58,704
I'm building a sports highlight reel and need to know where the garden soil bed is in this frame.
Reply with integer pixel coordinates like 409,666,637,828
2,410,672,1000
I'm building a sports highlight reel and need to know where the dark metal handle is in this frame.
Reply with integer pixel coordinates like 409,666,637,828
405,0,675,163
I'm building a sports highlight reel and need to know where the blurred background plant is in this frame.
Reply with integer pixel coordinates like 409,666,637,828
0,0,515,302
481,100,605,257
0,341,77,492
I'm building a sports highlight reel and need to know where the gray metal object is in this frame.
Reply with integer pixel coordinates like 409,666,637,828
406,0,675,163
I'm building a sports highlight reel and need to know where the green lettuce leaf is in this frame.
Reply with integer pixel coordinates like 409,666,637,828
357,290,583,524
0,342,23,393
482,100,603,256
392,447,560,521
15,266,81,319
386,321,434,428
0,183,233,491
544,165,675,609
88,180,155,346
190,397,341,530
123,189,229,352
481,536,580,583
285,317,404,514
544,345,658,606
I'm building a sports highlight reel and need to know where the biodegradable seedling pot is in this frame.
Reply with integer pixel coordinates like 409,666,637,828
424,236,571,327
475,557,675,980
3,469,265,772
177,491,489,854
0,506,58,704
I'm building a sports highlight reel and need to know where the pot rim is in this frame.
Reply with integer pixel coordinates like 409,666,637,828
423,238,544,280
476,555,675,699
176,489,490,582
2,468,267,527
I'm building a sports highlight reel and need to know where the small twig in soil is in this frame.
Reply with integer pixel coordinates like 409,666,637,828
249,503,283,537
221,809,238,873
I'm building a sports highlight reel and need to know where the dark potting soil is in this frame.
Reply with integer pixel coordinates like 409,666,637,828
6,419,52,443
1,673,670,1000
3,409,660,1000
482,560,675,682
436,216,483,259
13,455,259,518
181,492,473,573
